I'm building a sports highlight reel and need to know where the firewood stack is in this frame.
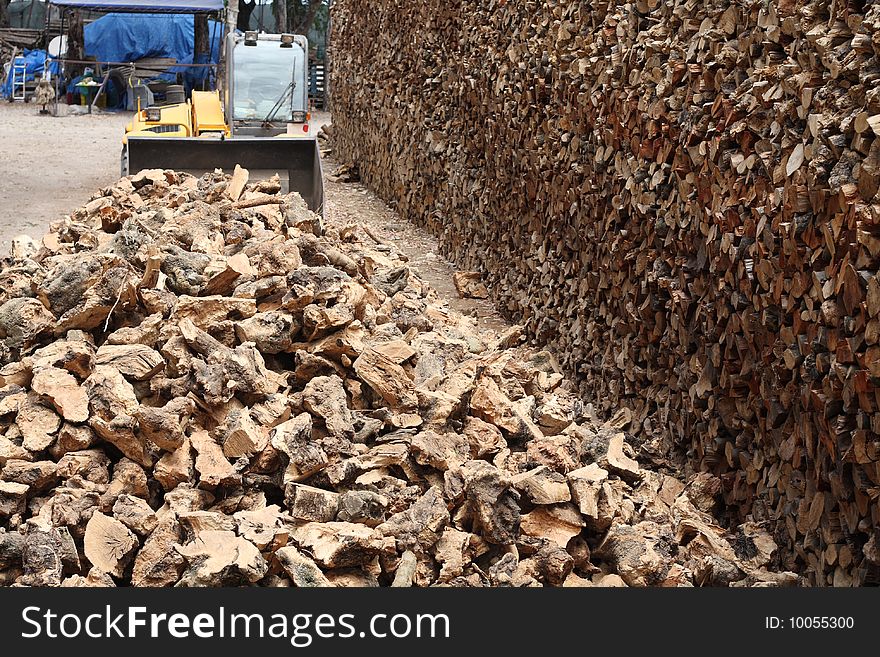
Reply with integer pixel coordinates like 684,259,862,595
329,0,880,584
0,168,798,587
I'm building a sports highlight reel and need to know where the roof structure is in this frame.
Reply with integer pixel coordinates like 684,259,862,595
48,0,223,13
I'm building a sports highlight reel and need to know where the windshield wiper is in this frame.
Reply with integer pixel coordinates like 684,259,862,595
261,80,295,128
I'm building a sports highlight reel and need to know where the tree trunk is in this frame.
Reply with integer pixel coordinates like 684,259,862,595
273,0,288,33
294,0,321,36
194,13,209,90
67,10,85,79
0,0,10,29
237,0,256,31
325,8,332,110
194,14,210,57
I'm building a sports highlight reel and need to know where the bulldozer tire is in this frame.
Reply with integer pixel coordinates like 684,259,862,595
120,146,128,179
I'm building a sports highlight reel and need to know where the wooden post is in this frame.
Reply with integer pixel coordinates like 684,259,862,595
66,9,84,79
0,0,11,29
273,0,287,32
194,12,209,91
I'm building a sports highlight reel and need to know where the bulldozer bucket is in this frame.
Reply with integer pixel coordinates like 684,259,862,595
124,136,325,215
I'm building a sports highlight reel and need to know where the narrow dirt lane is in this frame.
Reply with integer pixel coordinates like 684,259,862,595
321,154,509,334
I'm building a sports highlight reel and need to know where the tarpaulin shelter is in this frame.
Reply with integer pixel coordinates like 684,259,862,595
47,1,223,13
82,14,223,92
44,0,226,103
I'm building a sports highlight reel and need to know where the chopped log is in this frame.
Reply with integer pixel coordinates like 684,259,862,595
462,416,506,458
84,366,148,466
112,494,159,537
452,272,488,299
336,490,388,527
353,348,418,411
219,407,267,458
95,344,165,381
275,545,333,587
470,375,542,442
377,486,449,551
453,460,520,545
288,484,339,522
135,397,194,452
0,298,55,353
234,311,297,353
61,567,117,588
512,466,572,505
603,433,641,483
519,505,585,549
153,437,194,491
0,481,29,517
56,449,110,484
390,550,417,587
32,338,95,379
410,430,470,471
16,392,63,451
568,463,609,521
1,460,58,490
302,375,355,438
233,506,285,550
433,528,487,583
190,429,240,489
203,252,256,297
596,522,673,587
226,164,249,202
176,530,267,586
83,511,139,578
271,413,326,483
49,423,95,459
292,522,384,568
30,368,89,424
178,511,237,539
104,458,149,502
20,521,79,586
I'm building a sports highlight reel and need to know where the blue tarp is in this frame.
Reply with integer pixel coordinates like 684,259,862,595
83,13,223,91
0,49,60,99
49,0,223,13
1,12,223,100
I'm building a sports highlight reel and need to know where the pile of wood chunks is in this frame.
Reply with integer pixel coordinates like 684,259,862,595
330,0,880,585
0,168,797,587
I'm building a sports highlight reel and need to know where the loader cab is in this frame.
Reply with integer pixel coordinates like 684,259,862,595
227,31,311,138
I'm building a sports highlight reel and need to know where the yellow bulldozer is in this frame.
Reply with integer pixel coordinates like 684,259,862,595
121,30,324,214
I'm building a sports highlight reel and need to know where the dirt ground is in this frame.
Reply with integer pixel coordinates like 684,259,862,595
0,101,131,254
0,101,507,331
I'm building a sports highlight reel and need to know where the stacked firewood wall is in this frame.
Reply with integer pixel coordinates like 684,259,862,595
330,0,880,585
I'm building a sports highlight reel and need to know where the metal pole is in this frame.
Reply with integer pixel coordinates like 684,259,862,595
45,0,54,112
55,8,65,113
205,10,218,91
